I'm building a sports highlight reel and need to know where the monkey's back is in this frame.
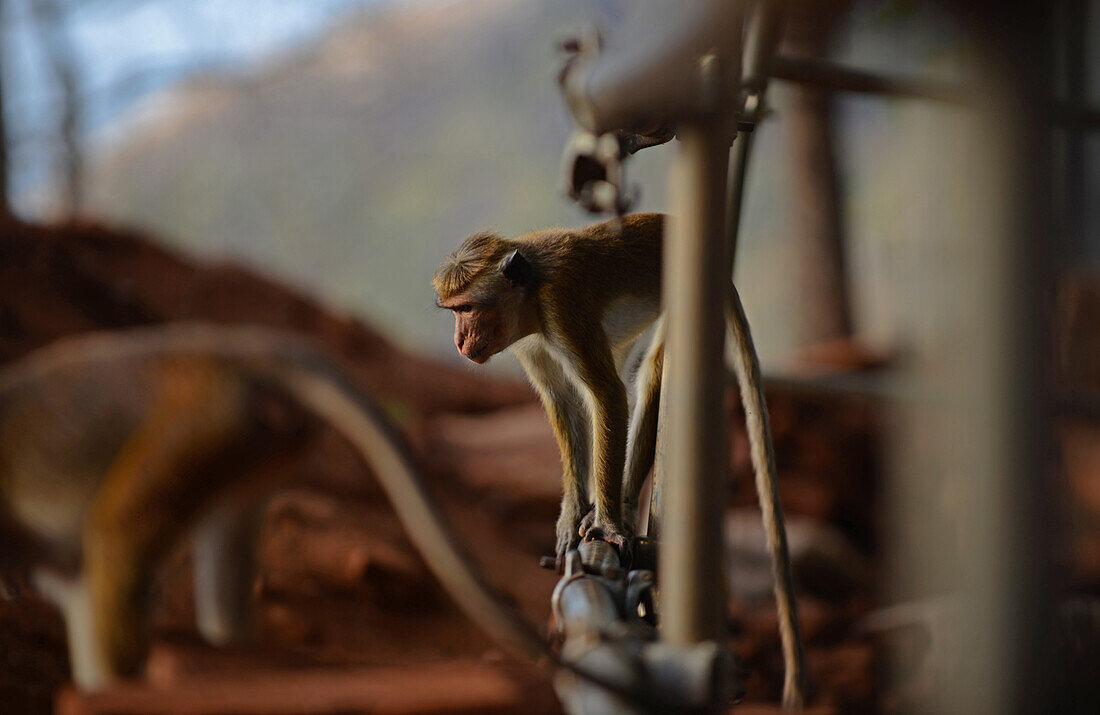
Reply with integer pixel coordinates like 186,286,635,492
521,213,664,314
0,352,304,571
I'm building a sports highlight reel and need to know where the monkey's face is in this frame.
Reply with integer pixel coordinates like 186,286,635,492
439,285,528,364
435,246,536,364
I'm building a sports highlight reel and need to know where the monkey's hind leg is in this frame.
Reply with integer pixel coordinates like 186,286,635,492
579,326,665,542
33,569,109,689
193,499,264,646
77,360,254,686
81,495,166,687
621,321,665,537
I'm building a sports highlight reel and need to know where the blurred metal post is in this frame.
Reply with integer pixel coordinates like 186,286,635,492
1054,0,1086,264
652,0,780,544
659,57,732,646
558,3,746,655
726,0,783,268
887,4,1056,713
30,0,83,214
0,0,10,219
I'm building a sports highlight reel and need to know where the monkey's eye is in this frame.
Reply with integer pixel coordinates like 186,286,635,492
452,304,474,313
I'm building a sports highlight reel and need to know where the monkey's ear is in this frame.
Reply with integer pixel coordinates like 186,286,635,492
501,249,533,287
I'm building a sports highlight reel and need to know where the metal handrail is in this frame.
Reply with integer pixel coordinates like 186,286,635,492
771,53,1100,130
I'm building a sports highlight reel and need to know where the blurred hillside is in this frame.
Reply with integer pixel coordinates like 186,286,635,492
78,0,1069,370
81,0,813,365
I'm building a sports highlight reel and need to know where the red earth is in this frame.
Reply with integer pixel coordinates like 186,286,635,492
2,218,1096,713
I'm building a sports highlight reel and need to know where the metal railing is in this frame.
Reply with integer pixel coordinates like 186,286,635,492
550,1,1094,712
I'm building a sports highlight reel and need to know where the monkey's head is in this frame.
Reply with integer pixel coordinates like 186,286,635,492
433,232,536,364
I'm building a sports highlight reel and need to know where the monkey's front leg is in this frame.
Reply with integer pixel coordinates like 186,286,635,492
621,328,665,538
545,393,593,569
515,346,593,570
577,367,631,561
33,570,109,689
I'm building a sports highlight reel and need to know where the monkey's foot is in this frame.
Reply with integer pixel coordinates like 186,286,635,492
581,522,632,566
578,508,596,535
580,504,638,538
552,507,589,572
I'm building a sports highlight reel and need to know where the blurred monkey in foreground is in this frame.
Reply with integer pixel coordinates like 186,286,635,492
0,323,489,690
0,328,325,688
434,213,804,705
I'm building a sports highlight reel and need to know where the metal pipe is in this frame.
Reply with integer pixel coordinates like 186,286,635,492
886,6,1056,711
555,579,620,643
771,53,1100,130
560,0,745,135
659,77,733,646
1054,102,1100,132
739,0,785,95
1054,0,1087,260
724,132,754,270
552,543,668,714
771,54,971,105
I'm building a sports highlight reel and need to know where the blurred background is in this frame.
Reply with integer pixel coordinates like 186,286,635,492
0,0,1097,712
10,0,1096,363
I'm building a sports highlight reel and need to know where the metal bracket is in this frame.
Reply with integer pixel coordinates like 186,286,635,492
559,130,638,215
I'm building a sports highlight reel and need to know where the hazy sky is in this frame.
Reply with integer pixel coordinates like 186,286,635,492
1,0,382,201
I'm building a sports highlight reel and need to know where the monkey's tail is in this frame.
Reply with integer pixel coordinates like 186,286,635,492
725,285,806,712
264,356,559,660
250,338,674,709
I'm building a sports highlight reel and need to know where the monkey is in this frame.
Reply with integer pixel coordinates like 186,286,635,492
434,214,661,564
434,213,805,709
0,333,320,688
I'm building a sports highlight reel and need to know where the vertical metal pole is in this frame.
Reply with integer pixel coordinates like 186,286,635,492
727,0,783,271
659,76,732,644
889,6,1054,713
1055,0,1085,263
724,132,754,272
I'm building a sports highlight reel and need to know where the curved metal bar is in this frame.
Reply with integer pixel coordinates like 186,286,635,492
560,0,746,134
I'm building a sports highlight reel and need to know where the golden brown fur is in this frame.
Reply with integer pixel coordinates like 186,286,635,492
2,323,681,702
433,231,515,299
435,214,662,311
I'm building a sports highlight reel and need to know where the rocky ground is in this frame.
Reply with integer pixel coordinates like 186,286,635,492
0,219,1096,713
